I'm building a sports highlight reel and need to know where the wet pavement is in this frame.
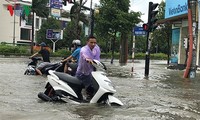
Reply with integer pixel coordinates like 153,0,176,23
1,57,200,120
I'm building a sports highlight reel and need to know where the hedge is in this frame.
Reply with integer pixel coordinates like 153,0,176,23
0,44,168,60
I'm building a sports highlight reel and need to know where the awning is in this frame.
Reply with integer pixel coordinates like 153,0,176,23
157,13,188,24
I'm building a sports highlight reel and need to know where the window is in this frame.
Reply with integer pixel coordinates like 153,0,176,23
36,18,39,29
41,19,46,25
20,28,31,40
26,15,32,26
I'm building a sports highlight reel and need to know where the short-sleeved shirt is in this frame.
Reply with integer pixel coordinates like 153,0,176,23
38,49,50,62
71,47,81,62
76,44,100,76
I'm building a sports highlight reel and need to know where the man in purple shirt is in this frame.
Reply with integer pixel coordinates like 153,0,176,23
76,36,101,101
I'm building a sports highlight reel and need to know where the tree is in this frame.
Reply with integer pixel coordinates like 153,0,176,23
32,0,49,18
68,0,89,39
95,0,142,64
31,0,49,53
36,17,61,48
134,36,146,53
151,1,172,64
60,0,89,49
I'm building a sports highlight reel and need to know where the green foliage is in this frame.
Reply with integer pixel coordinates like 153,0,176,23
157,1,165,20
151,1,172,54
134,36,146,53
36,17,61,47
32,0,49,18
69,0,89,39
134,53,145,59
95,0,142,61
0,44,167,60
61,21,86,49
133,52,167,60
51,49,71,57
150,53,168,60
101,52,120,59
96,0,141,35
0,45,29,55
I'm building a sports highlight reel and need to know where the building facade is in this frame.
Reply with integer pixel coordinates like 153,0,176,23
0,0,71,45
164,0,200,66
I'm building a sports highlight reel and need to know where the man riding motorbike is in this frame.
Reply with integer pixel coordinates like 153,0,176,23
30,42,52,75
61,39,81,76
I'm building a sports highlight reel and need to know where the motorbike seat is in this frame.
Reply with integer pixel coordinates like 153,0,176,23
53,72,82,87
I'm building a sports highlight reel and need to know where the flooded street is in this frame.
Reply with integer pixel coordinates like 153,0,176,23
1,57,200,120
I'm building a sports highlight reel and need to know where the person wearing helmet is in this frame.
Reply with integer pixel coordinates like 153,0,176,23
30,42,51,75
61,39,82,75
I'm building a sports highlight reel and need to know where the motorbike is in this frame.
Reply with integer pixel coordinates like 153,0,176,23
38,59,123,106
24,57,65,75
24,57,42,75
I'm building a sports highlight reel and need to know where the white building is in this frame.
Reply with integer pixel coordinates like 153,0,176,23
0,0,71,45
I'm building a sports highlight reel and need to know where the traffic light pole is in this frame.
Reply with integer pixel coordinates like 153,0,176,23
144,2,152,77
144,2,158,77
144,32,150,77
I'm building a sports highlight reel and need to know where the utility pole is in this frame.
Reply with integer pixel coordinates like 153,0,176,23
188,0,197,78
88,0,94,36
13,1,17,46
13,5,16,45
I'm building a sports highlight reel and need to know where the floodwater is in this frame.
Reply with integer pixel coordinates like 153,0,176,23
1,57,200,120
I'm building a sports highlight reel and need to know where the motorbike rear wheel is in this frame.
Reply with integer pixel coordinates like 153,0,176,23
38,92,52,101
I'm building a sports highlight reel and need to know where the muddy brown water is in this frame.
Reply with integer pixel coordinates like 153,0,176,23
0,57,200,120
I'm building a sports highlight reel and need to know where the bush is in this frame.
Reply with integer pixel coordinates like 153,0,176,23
0,44,29,55
134,52,145,59
150,53,168,60
133,52,167,60
52,49,71,57
101,52,119,59
0,44,168,60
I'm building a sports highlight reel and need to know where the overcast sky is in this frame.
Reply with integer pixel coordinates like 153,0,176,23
64,0,164,23
24,0,164,23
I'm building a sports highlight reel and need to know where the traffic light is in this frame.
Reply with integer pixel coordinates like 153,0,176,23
148,2,159,32
143,23,149,31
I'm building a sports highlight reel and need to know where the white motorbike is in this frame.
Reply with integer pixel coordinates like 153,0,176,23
38,59,123,106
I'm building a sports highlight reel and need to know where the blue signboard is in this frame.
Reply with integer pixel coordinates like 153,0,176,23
165,0,188,19
133,27,146,36
46,29,53,39
46,29,61,39
50,0,62,9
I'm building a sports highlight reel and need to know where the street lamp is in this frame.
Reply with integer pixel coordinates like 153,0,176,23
13,4,16,45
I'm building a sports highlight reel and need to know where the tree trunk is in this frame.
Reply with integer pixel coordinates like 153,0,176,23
76,1,81,39
110,36,115,64
119,33,128,65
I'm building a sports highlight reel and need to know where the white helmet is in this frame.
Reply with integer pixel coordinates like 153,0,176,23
72,39,81,46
